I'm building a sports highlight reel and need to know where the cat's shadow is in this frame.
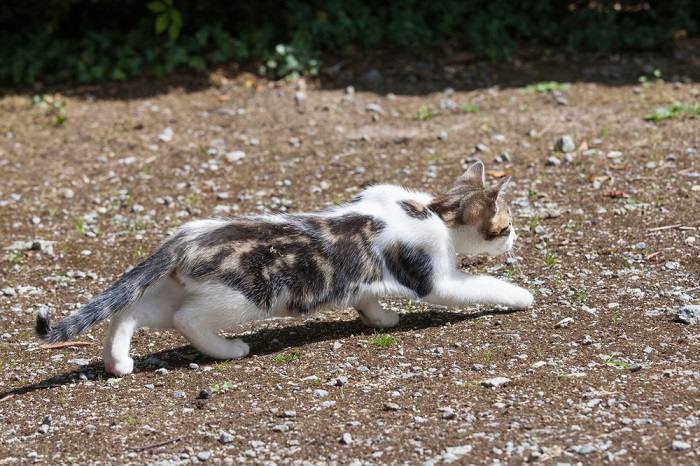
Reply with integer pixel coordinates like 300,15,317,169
1,307,520,399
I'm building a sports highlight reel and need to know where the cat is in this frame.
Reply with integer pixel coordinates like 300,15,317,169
35,160,533,375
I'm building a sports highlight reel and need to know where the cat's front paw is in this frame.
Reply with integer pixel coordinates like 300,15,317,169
508,287,534,310
358,309,400,328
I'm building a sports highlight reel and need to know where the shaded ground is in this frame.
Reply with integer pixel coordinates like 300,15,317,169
0,52,699,465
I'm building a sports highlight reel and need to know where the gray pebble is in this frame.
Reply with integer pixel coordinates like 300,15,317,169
173,390,186,398
545,156,561,167
219,432,234,444
196,451,212,461
555,135,575,153
480,377,512,388
340,433,353,445
672,440,691,451
383,402,401,411
674,305,700,325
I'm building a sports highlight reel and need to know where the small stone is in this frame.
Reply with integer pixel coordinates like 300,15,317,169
158,127,173,142
475,143,489,153
340,433,353,445
555,317,574,329
63,189,75,199
581,335,593,345
494,152,511,163
674,305,700,325
665,261,681,270
313,389,329,398
672,440,691,451
219,431,234,444
272,424,289,432
196,451,212,462
383,402,401,411
144,384,155,390
225,151,246,162
439,407,456,419
67,358,90,366
173,390,186,399
471,363,485,371
281,410,297,418
629,364,642,373
329,376,348,387
198,388,212,400
332,341,342,351
546,156,561,167
555,135,575,153
155,367,168,375
437,131,448,141
607,150,623,159
189,363,199,369
83,424,96,434
480,377,512,388
366,103,383,114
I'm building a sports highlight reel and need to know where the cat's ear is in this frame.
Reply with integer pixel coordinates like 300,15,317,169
488,176,511,199
458,160,485,187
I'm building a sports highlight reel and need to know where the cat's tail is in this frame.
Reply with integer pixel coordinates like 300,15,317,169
35,234,183,343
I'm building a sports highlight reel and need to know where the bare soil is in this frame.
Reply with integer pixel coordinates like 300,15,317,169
1,51,699,465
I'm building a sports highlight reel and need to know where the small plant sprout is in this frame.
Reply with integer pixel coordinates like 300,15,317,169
32,94,67,126
458,103,480,113
6,251,22,265
609,311,622,325
604,358,630,369
544,250,558,267
575,288,586,304
272,351,300,364
74,217,86,234
415,105,439,121
503,269,514,280
521,81,570,94
370,334,396,348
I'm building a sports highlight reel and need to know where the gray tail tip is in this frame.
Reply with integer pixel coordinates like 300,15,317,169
35,307,51,341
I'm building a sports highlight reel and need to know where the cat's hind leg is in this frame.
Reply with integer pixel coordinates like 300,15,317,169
354,296,400,328
173,283,254,360
103,275,184,376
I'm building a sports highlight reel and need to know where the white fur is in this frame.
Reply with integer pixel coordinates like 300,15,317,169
103,184,533,375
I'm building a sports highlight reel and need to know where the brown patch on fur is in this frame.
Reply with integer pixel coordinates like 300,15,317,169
399,200,432,220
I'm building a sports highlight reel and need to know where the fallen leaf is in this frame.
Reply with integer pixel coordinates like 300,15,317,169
608,163,627,170
486,169,511,178
588,174,609,183
578,141,589,151
604,190,627,198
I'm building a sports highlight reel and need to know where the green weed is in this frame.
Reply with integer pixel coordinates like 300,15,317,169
544,250,558,267
604,358,630,369
32,94,67,126
521,81,569,94
370,334,396,348
415,105,439,121
458,104,480,113
272,351,300,363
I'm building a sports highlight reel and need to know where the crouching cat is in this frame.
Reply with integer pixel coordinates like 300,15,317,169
36,161,533,375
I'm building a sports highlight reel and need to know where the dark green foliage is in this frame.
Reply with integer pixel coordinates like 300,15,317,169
1,0,699,85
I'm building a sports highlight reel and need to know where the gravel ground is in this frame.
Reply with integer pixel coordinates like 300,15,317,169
1,51,699,465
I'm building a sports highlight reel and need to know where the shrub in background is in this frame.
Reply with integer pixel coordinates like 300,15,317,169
0,0,698,85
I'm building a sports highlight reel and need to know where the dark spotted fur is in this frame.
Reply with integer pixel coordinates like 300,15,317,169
398,200,432,220
383,242,433,297
187,215,386,313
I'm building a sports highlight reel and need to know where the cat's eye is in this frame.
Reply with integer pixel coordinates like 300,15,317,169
496,225,511,237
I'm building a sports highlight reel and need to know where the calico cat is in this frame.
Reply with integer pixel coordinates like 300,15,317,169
36,161,533,375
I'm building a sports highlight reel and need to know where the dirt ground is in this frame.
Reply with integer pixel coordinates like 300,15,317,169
1,50,699,465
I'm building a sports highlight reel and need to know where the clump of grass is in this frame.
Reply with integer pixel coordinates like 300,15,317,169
370,334,396,348
272,351,300,364
604,358,630,369
415,105,439,121
644,101,684,121
6,251,22,265
32,94,67,126
458,103,480,113
544,250,558,267
74,217,86,234
575,288,586,304
521,81,569,94
609,311,622,325
209,380,235,392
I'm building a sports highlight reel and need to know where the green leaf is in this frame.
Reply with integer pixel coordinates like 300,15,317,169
147,1,166,12
155,14,169,34
168,23,180,41
187,56,206,70
169,9,182,28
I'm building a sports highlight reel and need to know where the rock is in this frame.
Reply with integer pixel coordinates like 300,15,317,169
173,390,186,399
155,368,168,375
480,377,512,388
672,440,691,451
225,151,246,162
606,150,623,159
281,410,297,418
437,131,448,141
674,305,700,325
555,317,574,329
494,152,511,163
383,402,401,411
158,127,173,142
365,103,383,114
545,156,561,167
329,376,348,387
63,188,75,199
471,364,485,371
67,358,90,366
475,143,489,153
439,407,456,420
571,444,597,455
555,135,575,153
144,384,155,390
665,261,680,270
196,451,212,461
271,424,289,432
332,341,342,351
313,389,329,397
198,388,212,400
581,335,593,345
219,432,234,444
340,433,353,445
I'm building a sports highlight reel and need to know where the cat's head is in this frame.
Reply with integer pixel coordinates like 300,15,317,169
430,161,515,257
